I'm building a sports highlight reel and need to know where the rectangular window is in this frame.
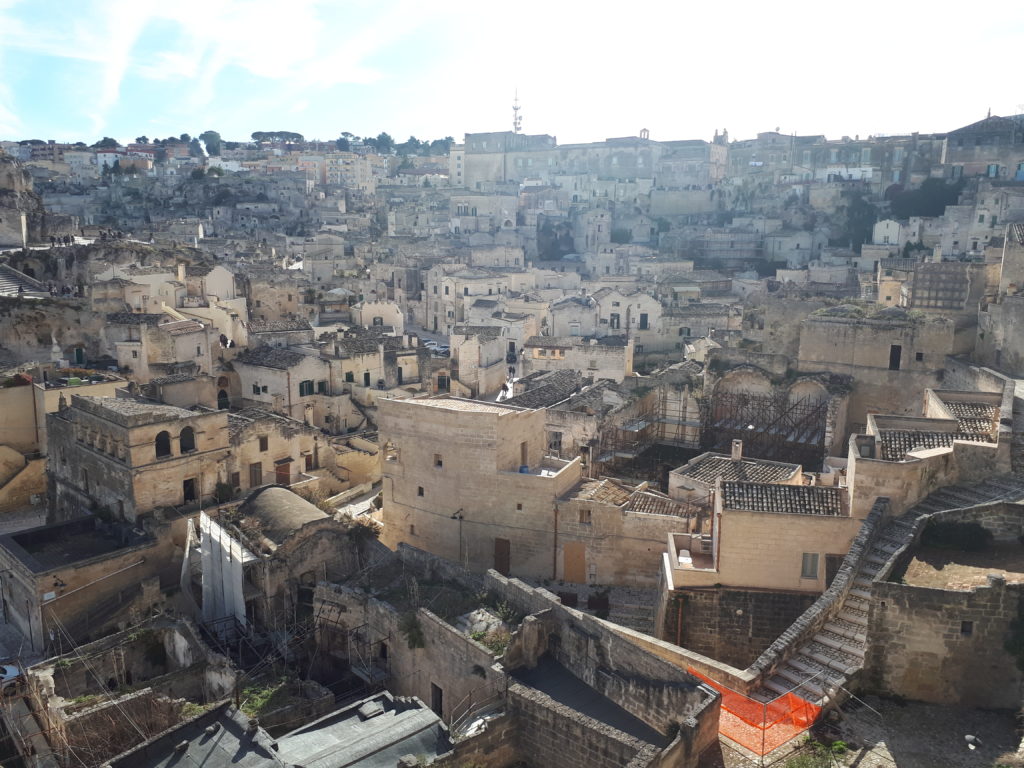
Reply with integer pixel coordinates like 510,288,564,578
417,486,424,497
249,462,263,487
444,285,449,295
252,384,260,395
960,620,973,636
259,436,268,452
317,380,327,394
915,352,924,362
298,379,314,397
230,471,240,489
345,371,354,383
196,346,202,356
639,312,649,330
801,552,819,579
434,454,443,468
579,509,592,525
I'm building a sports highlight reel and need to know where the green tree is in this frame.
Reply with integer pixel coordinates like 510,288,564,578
190,168,206,180
336,136,351,151
374,132,394,154
92,137,120,149
428,137,454,155
397,136,421,155
180,133,191,143
207,166,224,177
134,135,149,144
188,138,204,158
890,178,965,219
199,130,222,156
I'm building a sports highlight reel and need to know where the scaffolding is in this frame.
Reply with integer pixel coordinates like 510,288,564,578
699,390,830,469
594,384,703,483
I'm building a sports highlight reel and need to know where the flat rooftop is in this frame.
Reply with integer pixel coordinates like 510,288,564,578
0,518,149,573
512,655,667,748
413,396,523,414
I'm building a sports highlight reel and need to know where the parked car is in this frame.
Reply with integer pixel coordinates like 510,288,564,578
434,346,450,356
423,340,439,350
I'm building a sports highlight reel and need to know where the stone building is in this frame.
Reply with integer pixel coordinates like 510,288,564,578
312,544,720,767
796,304,973,424
522,335,634,382
47,395,230,522
846,388,1010,518
231,346,359,433
863,501,1024,709
105,312,218,384
378,397,582,577
187,487,359,632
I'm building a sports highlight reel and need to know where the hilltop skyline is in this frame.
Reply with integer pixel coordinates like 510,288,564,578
2,0,1024,146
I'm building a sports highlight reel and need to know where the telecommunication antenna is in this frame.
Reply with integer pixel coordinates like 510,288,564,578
512,90,522,134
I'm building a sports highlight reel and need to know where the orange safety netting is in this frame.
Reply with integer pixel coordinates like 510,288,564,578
688,667,821,755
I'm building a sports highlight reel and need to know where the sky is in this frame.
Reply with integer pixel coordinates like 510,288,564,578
1,0,1023,147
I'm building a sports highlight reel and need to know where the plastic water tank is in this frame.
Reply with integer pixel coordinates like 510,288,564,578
518,465,529,474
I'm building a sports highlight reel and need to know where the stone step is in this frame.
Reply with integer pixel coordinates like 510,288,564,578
844,593,869,609
848,587,871,601
838,606,869,627
854,577,874,591
864,552,889,567
776,665,826,699
817,628,865,657
823,619,866,645
806,641,860,675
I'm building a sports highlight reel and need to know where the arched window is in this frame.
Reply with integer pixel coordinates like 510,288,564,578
180,426,196,453
217,389,230,410
155,430,171,459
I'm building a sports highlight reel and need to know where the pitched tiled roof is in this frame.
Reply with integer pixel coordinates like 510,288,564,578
675,454,799,485
233,346,307,369
504,370,582,408
247,318,313,333
106,312,164,325
625,490,691,518
877,430,992,461
569,479,631,505
721,481,844,516
942,401,999,436
452,325,504,338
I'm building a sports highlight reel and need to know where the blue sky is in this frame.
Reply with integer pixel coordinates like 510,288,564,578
1,0,1023,147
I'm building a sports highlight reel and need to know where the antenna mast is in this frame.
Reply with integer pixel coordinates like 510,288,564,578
512,90,522,134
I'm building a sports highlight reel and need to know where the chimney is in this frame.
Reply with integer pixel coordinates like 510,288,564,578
731,439,743,461
177,263,186,282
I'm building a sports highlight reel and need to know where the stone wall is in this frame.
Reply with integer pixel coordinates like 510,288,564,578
507,681,657,768
865,574,1023,708
488,572,718,741
661,587,819,669
863,502,1024,708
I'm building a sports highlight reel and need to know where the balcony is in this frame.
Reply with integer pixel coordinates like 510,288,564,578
667,532,714,572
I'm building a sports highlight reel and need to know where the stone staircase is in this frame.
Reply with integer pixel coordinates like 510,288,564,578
751,474,1024,705
0,264,46,297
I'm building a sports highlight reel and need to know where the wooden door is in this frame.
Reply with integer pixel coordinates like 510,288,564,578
494,538,511,576
563,541,586,584
275,461,291,486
